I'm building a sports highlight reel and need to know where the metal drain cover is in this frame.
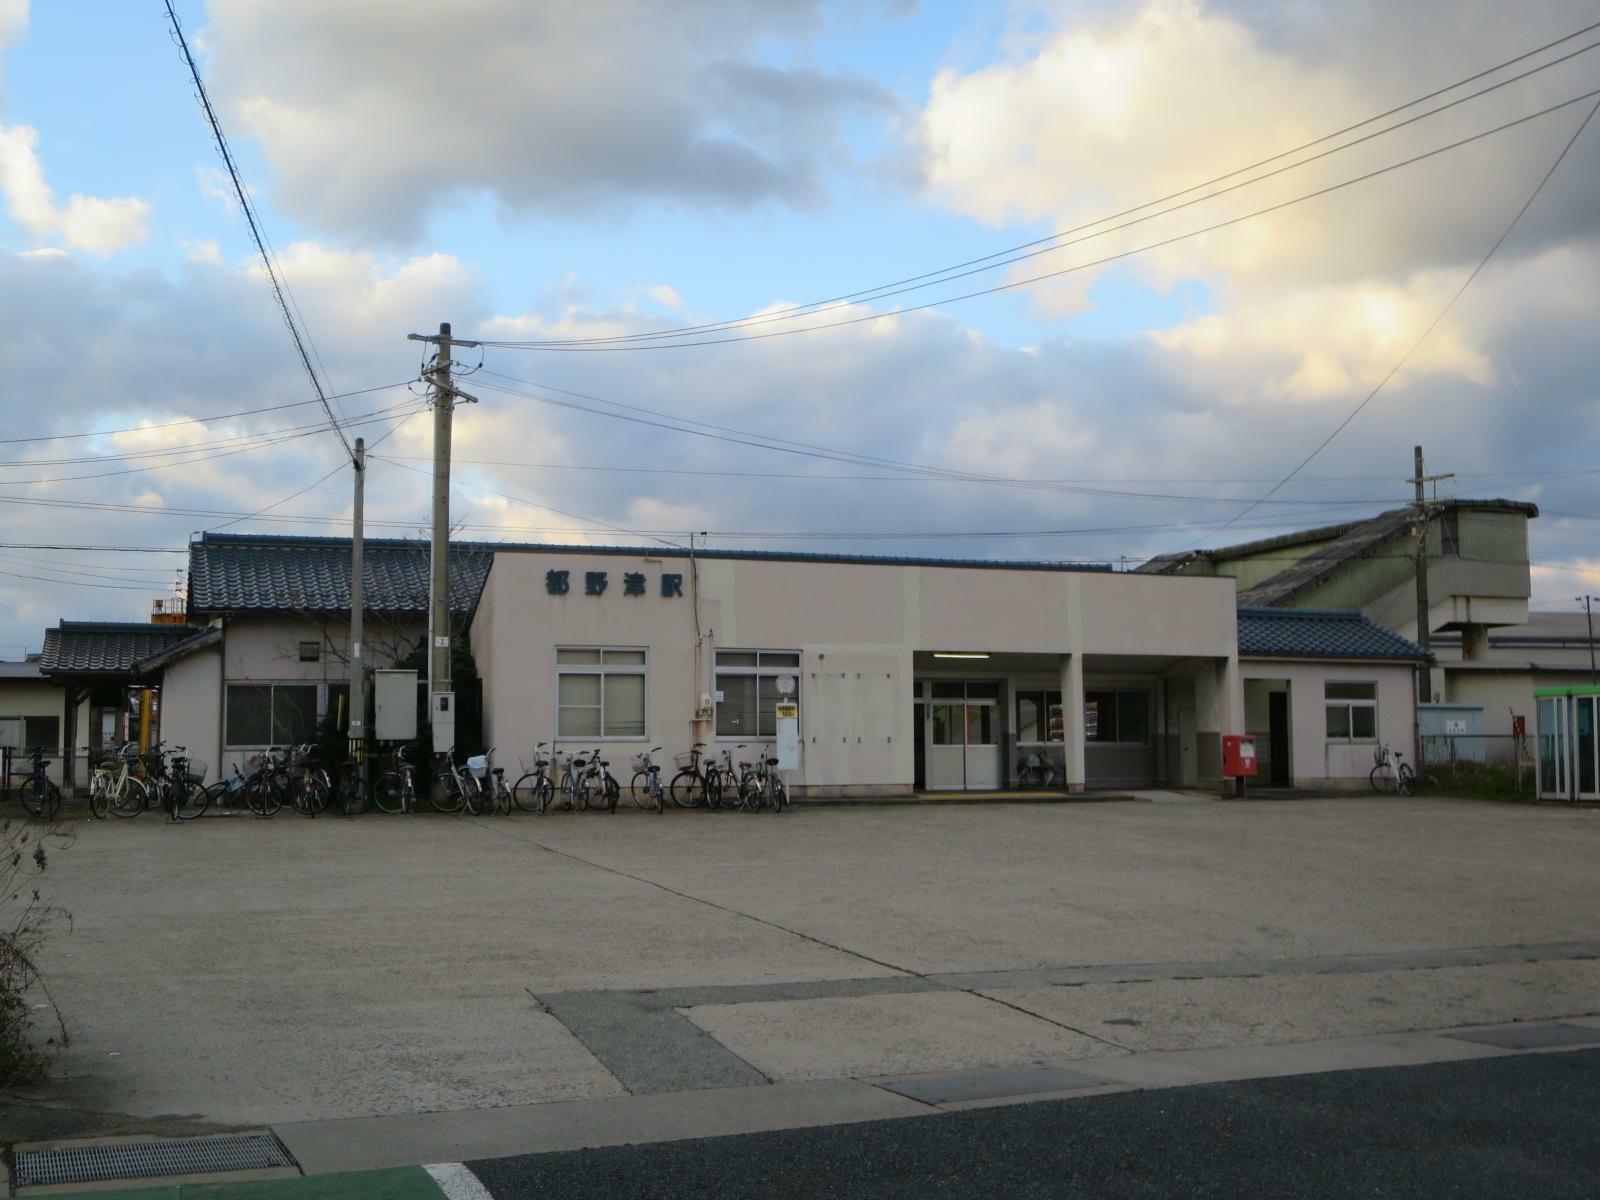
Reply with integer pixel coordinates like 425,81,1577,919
13,1131,295,1189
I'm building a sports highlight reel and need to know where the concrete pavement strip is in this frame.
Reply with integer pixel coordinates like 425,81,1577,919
19,1021,1600,1198
267,1014,1600,1171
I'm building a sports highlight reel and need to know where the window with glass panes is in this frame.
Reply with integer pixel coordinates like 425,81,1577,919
557,648,646,738
715,650,800,738
225,683,318,747
1083,689,1151,743
1325,681,1377,740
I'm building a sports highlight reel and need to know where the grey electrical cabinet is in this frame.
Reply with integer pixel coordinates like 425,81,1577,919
374,669,419,741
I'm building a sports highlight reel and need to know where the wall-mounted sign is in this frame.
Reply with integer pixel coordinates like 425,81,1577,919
546,569,683,598
775,700,799,771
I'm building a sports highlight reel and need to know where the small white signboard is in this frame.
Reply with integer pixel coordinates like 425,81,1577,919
775,701,800,771
1445,718,1469,735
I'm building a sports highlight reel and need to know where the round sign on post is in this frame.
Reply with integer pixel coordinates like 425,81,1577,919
775,674,796,696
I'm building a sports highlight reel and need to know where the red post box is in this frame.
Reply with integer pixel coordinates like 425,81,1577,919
1222,735,1258,778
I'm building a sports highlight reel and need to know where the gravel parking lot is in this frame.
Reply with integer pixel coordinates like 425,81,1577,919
17,796,1600,1132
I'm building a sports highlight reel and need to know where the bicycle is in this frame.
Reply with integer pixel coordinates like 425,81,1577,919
90,742,149,819
463,749,512,816
374,745,419,814
1370,743,1416,796
1016,751,1058,790
20,745,61,820
732,744,787,814
285,744,329,817
165,747,210,821
630,747,666,814
668,743,725,810
243,748,288,817
512,743,555,814
333,756,370,816
580,748,620,813
552,749,613,812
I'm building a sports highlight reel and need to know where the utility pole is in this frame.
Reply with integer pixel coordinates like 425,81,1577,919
406,323,479,755
1408,446,1453,779
1579,595,1597,686
348,437,366,792
1408,447,1454,681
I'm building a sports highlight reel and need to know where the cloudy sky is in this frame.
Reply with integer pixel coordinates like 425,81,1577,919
0,0,1597,654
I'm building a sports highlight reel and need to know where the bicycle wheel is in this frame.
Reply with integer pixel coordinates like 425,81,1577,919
512,772,545,813
770,779,787,813
256,776,285,817
705,768,724,811
1369,764,1394,794
630,771,658,811
374,772,403,814
669,769,705,809
1398,763,1416,797
22,777,59,819
174,780,210,820
112,776,148,817
339,773,370,816
432,775,466,814
299,776,330,817
89,774,111,820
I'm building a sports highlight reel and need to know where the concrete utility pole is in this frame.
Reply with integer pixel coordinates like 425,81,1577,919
406,323,479,754
348,437,366,791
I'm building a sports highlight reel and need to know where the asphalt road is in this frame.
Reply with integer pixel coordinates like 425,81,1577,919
468,1049,1600,1199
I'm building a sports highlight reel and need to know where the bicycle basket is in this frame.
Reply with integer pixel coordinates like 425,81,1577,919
466,754,489,778
673,751,697,770
186,760,208,785
1374,744,1385,767
627,752,647,772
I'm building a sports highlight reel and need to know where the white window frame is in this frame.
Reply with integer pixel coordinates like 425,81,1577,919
714,649,801,741
224,681,323,748
556,647,647,741
1325,680,1378,742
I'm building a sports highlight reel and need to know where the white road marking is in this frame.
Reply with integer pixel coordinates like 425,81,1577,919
425,1161,496,1200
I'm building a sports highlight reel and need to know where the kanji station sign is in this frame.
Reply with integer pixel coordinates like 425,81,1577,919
546,569,684,598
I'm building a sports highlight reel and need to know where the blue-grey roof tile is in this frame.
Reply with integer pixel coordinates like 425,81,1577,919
1238,607,1431,661
189,534,493,615
40,622,208,675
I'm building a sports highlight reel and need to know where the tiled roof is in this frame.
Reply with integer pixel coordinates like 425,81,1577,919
40,622,208,675
189,534,494,615
1141,500,1539,603
1238,607,1431,661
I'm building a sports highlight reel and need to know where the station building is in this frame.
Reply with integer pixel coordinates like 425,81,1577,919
54,532,1425,799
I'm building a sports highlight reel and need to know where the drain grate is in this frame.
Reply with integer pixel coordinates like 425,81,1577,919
13,1132,294,1189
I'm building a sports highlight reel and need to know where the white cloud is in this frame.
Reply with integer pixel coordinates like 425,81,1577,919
183,239,223,265
202,0,901,241
0,122,150,255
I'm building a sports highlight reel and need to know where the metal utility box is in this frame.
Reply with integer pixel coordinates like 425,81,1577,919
374,669,418,742
1222,734,1258,778
430,690,456,754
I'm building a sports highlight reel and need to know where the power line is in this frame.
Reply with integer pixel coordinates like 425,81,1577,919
371,451,1408,503
0,381,415,448
0,403,427,488
164,1,352,458
490,29,1600,349
1198,94,1600,545
477,86,1600,352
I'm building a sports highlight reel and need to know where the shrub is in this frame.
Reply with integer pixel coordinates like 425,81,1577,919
0,817,71,1090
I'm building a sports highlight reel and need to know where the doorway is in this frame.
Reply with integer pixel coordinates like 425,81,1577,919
913,702,926,790
1268,690,1291,786
922,680,1002,790
1177,706,1197,787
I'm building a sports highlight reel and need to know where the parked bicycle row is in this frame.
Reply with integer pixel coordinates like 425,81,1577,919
8,739,791,820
